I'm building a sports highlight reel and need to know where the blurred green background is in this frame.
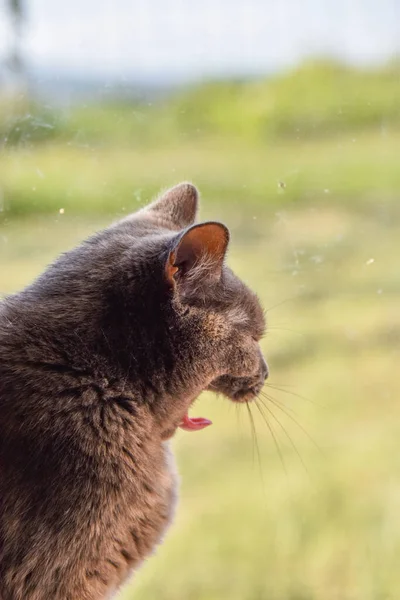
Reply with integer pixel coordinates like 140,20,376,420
1,1,400,598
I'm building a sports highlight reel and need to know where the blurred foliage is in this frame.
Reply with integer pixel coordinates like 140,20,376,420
175,59,400,139
1,59,400,220
2,59,400,148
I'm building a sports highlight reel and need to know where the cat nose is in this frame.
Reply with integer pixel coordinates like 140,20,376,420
260,357,269,381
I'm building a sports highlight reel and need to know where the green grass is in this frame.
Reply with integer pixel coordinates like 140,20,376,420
1,128,400,219
1,201,399,600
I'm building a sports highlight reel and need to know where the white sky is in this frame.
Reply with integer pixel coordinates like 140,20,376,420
0,0,399,80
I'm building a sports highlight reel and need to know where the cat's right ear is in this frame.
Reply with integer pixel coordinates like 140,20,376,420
165,222,229,290
145,182,199,229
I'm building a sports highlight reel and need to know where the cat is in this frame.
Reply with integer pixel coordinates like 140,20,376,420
0,182,268,599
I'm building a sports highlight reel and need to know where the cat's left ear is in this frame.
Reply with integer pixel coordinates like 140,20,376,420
165,222,230,287
146,182,198,229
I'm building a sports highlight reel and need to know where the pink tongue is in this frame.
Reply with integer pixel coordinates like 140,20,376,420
179,413,212,432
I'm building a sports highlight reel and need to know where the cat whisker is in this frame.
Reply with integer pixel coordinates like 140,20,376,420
253,399,287,474
264,382,321,407
245,401,263,478
258,390,299,417
235,402,241,427
265,295,299,313
261,381,295,388
258,392,324,456
256,398,309,476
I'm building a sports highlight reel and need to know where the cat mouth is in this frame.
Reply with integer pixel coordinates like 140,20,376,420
179,412,212,432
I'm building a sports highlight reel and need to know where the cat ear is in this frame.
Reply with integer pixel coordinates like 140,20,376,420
147,182,198,229
165,222,230,287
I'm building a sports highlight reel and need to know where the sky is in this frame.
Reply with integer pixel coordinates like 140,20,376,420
0,0,400,82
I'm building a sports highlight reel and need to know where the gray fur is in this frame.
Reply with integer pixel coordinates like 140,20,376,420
0,183,268,599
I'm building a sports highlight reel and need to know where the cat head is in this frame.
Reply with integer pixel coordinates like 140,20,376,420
110,183,268,436
26,182,268,440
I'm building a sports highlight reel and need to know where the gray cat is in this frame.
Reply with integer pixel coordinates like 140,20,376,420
0,183,268,599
